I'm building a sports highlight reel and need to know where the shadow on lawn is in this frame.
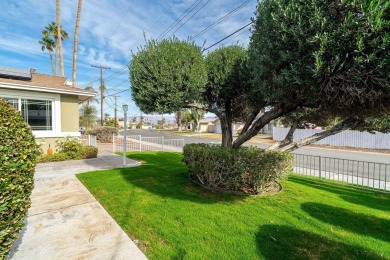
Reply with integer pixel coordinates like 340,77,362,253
302,202,390,243
118,152,242,204
256,225,381,259
289,177,390,211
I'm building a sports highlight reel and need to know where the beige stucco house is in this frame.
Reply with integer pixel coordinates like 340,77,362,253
0,66,96,152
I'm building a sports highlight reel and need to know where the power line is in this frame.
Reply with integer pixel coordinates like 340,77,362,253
203,21,254,52
91,64,111,125
110,0,137,37
226,28,250,45
103,98,115,110
157,0,203,40
105,88,130,97
191,0,253,40
168,0,212,38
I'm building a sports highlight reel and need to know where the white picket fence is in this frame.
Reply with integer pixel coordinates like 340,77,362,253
273,127,390,150
113,135,185,152
79,135,97,147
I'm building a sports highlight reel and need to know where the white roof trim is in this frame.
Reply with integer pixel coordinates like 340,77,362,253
0,82,96,97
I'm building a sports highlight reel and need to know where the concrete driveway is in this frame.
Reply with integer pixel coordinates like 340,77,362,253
9,152,147,260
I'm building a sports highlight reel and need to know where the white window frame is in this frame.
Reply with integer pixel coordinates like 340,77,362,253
0,89,62,138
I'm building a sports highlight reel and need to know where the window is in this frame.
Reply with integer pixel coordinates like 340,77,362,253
2,97,18,109
1,96,53,131
21,99,52,131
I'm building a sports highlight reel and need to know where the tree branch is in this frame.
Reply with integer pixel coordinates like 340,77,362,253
239,107,262,136
232,103,300,148
277,117,359,152
186,103,222,117
267,120,298,150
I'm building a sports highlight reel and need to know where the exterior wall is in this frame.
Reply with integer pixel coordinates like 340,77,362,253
214,123,245,134
61,94,79,132
199,123,209,132
207,124,215,133
36,137,64,154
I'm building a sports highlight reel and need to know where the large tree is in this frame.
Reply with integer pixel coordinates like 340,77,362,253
42,22,69,76
79,103,97,129
39,36,55,75
130,37,207,114
203,45,248,147
234,0,389,151
72,0,83,87
56,0,65,76
130,0,389,151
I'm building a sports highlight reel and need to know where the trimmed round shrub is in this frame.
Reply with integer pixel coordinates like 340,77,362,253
183,143,293,195
93,126,118,143
0,98,38,257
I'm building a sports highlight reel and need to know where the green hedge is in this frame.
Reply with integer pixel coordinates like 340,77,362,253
0,98,38,258
37,146,98,163
183,144,293,195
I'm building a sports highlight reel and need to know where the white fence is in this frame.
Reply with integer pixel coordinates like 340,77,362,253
113,135,185,152
273,127,390,149
293,154,390,192
79,135,97,147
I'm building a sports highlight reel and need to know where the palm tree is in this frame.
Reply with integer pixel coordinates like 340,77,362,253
42,22,69,76
72,0,83,87
84,84,99,105
39,36,55,75
80,103,97,130
56,0,65,77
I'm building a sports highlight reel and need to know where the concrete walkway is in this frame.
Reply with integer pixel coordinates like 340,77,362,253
9,152,147,260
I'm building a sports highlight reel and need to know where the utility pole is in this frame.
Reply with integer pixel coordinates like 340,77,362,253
113,95,119,128
91,65,111,126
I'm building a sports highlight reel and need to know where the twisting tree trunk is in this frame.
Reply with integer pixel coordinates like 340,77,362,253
220,101,233,148
271,118,359,153
72,0,83,87
56,0,65,77
49,52,54,75
239,107,261,136
267,120,298,150
232,103,299,149
177,110,182,131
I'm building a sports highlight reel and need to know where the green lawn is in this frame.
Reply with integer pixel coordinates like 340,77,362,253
77,152,390,259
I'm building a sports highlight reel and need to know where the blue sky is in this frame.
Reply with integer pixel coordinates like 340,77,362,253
0,0,257,119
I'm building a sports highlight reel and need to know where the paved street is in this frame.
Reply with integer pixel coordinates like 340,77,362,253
122,129,390,187
124,129,390,164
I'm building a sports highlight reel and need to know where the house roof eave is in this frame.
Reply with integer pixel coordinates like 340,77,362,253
0,82,97,98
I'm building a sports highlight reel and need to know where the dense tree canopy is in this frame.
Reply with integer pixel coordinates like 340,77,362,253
248,0,389,116
130,38,206,114
129,0,389,151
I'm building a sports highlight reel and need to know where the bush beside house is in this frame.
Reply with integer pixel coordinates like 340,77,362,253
92,126,118,143
0,98,38,258
37,137,98,163
183,143,293,195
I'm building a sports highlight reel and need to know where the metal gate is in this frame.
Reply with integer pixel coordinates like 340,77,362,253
113,135,184,152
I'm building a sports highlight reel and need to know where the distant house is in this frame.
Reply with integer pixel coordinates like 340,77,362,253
213,119,245,135
198,118,217,133
212,118,273,135
0,66,96,152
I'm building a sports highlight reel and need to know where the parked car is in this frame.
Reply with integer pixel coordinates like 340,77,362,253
79,126,86,134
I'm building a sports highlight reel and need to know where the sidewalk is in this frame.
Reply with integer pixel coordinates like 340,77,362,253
8,150,147,260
